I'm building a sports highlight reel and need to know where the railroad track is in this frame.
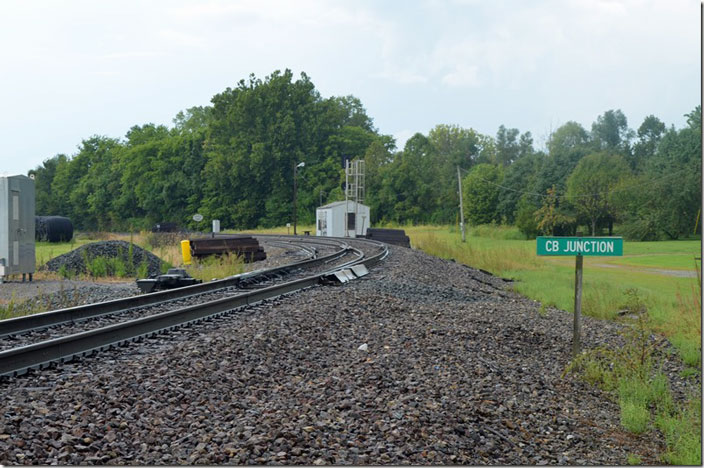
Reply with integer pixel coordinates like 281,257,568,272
0,235,388,378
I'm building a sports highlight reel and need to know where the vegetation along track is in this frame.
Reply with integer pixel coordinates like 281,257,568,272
0,236,388,378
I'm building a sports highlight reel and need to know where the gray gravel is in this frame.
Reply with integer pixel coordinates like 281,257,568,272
0,244,695,465
0,280,140,316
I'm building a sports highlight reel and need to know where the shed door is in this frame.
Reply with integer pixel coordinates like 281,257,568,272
318,211,328,236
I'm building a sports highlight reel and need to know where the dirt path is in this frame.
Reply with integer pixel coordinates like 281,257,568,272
593,263,698,278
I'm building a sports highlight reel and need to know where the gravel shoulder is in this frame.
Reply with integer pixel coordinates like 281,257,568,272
0,244,695,465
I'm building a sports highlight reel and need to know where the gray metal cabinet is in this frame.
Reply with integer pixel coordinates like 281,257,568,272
0,175,35,281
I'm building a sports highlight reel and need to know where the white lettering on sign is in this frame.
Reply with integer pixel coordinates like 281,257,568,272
566,240,613,254
545,240,559,252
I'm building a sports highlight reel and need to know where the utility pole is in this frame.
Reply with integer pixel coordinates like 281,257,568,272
457,165,466,242
293,161,305,235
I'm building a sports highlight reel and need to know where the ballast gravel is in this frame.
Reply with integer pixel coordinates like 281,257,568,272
0,244,696,465
41,240,165,277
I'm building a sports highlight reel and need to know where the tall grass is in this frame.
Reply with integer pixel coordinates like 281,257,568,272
186,252,245,281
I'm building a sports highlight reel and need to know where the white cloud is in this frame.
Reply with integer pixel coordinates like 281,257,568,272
441,65,480,87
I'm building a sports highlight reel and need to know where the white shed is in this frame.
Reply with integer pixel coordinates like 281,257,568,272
316,201,370,238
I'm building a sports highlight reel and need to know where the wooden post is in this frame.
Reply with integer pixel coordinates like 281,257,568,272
293,162,298,236
572,231,584,357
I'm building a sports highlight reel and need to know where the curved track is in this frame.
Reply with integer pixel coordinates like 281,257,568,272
0,235,387,378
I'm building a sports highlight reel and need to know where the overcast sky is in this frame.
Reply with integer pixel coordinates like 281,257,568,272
0,0,699,176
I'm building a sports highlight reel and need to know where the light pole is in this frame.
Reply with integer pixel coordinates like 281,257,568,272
293,161,305,235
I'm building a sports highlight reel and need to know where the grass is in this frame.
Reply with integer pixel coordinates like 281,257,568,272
185,252,245,282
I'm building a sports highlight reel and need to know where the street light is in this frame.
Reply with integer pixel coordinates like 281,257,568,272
293,161,305,235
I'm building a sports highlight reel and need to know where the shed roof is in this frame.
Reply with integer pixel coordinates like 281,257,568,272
318,201,369,210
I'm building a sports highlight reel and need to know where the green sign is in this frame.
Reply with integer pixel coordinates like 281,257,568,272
537,236,623,256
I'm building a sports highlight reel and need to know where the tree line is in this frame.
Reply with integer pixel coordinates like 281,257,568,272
29,69,700,240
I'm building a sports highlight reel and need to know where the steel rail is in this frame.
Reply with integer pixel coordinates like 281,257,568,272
0,236,349,338
0,237,387,378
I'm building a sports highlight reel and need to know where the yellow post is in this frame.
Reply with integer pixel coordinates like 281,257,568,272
181,240,192,265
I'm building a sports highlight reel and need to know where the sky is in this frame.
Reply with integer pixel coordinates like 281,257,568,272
0,0,700,175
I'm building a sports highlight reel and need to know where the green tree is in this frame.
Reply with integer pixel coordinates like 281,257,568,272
591,109,634,154
462,163,503,225
631,114,666,171
536,121,591,195
616,106,701,239
566,152,631,235
427,124,485,223
535,186,575,236
496,152,543,223
29,154,66,215
515,194,541,239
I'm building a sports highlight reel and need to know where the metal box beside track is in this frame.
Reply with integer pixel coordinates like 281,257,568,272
0,175,35,282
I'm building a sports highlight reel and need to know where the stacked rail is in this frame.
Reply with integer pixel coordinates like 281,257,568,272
365,228,411,248
189,235,267,262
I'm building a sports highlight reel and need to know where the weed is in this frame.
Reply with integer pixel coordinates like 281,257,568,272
187,252,244,282
538,303,548,317
564,287,701,463
137,260,149,279
128,241,135,275
679,367,700,379
655,392,702,465
0,298,16,320
626,454,641,465
86,256,108,278
58,264,70,279
107,256,128,277
619,398,650,434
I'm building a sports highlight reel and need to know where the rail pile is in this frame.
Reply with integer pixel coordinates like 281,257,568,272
365,228,411,248
0,236,387,378
189,235,267,262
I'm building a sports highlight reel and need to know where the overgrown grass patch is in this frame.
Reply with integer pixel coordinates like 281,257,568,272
655,395,702,465
186,253,245,282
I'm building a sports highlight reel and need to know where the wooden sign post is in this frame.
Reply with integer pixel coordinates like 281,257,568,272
536,235,623,357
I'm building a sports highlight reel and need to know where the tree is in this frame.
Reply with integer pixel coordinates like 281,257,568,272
427,124,485,223
495,125,520,166
173,106,213,134
515,194,541,239
496,152,543,224
30,154,66,215
591,109,634,154
462,164,503,225
623,106,701,239
535,186,575,236
536,121,591,195
631,114,666,171
566,152,630,235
